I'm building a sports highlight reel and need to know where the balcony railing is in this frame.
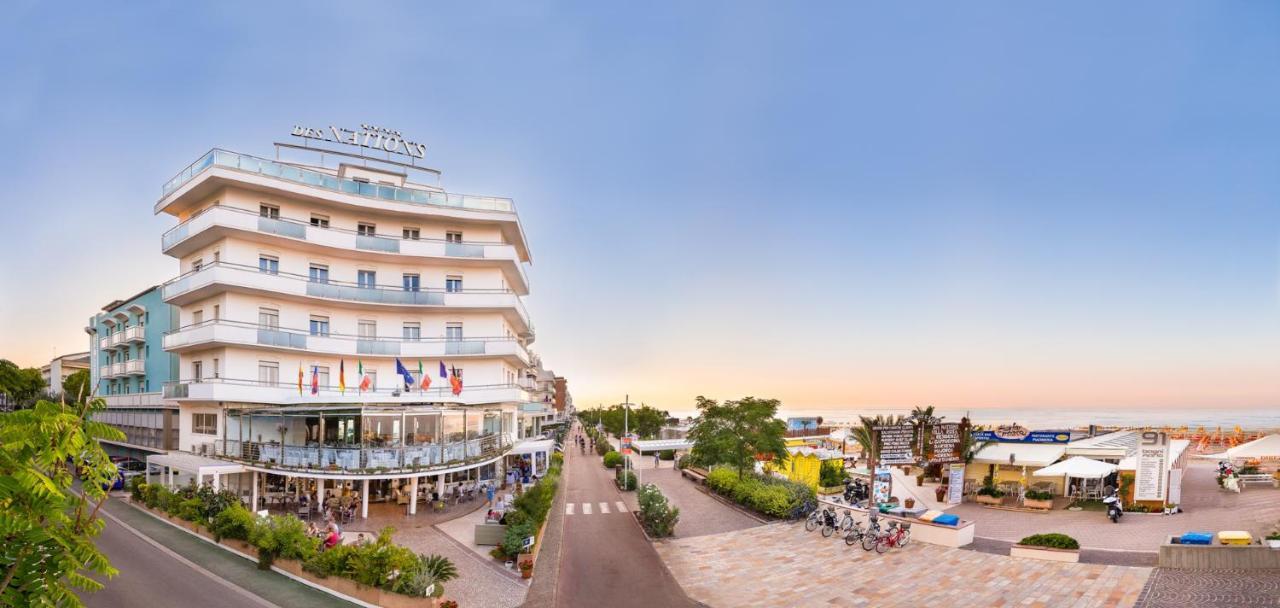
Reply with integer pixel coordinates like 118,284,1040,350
108,362,125,377
194,434,512,474
98,337,110,350
161,262,531,328
160,206,525,284
124,325,145,342
161,149,516,214
161,378,529,405
124,360,145,375
163,319,530,362
110,332,125,346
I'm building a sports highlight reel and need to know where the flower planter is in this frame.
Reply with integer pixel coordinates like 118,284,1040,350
1023,498,1053,510
1011,544,1080,563
1267,539,1280,549
817,485,843,496
935,487,947,502
976,494,1003,506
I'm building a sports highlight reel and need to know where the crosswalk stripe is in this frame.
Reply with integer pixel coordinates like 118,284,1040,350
615,501,628,512
566,502,575,515
599,502,610,514
583,502,592,515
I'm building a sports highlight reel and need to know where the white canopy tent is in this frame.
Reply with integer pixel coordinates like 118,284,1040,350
1032,456,1118,479
1197,434,1280,461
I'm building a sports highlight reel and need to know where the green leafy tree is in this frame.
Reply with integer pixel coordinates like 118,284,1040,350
0,398,125,606
0,360,47,408
687,396,788,480
578,404,669,439
62,370,93,404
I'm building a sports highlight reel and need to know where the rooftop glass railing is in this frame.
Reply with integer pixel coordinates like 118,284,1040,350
161,149,516,214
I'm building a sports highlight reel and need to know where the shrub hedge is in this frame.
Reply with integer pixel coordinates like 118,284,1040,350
637,484,679,538
1018,533,1080,550
705,466,814,518
1024,490,1053,501
602,451,623,469
616,470,637,491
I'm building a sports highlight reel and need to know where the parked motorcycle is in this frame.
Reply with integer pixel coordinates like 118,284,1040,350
1102,494,1123,523
843,479,869,507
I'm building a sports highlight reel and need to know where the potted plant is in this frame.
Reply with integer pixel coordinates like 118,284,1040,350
518,559,534,579
976,486,1005,506
916,474,924,487
935,486,947,502
1023,489,1054,510
1012,533,1080,563
1266,528,1280,549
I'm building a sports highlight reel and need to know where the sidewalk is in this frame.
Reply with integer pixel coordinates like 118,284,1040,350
101,497,357,607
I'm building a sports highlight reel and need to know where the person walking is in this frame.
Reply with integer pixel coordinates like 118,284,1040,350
654,451,660,469
485,481,496,507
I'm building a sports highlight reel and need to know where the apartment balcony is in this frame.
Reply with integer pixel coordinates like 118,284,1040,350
110,331,126,347
161,205,529,293
162,378,530,406
107,363,125,377
124,325,146,343
193,435,513,476
156,149,530,262
163,319,532,366
98,336,113,351
123,359,145,376
161,262,532,335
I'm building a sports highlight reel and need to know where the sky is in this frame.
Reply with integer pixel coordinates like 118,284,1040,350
0,2,1277,412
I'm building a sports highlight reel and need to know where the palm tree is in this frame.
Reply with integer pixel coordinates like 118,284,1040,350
961,424,996,465
851,414,905,463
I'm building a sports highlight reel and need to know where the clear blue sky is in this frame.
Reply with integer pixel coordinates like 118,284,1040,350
1,2,1277,410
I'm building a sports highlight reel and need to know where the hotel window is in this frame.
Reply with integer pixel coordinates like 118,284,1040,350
445,322,463,341
192,361,203,382
192,310,203,325
213,304,220,320
309,264,329,284
402,227,420,240
259,204,280,219
192,413,217,435
365,369,378,390
357,223,376,236
316,366,330,388
258,307,279,329
357,270,377,289
258,361,279,385
402,274,420,292
358,320,377,339
191,258,203,272
258,255,279,274
309,315,330,337
445,275,463,293
310,214,330,228
402,322,421,341
445,231,463,243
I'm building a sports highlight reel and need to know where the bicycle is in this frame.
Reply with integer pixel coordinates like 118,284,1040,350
838,510,856,532
843,519,868,546
803,505,826,531
863,520,911,553
819,508,841,538
791,499,817,523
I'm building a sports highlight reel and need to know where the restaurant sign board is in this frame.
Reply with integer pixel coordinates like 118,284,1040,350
1134,431,1170,502
947,463,965,505
930,423,963,464
876,425,917,465
972,425,1070,444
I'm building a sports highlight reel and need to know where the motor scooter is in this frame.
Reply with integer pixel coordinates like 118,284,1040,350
1102,494,1122,523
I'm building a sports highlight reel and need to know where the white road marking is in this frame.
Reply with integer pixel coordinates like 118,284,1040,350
599,502,610,514
615,501,628,512
583,502,592,515
566,502,575,515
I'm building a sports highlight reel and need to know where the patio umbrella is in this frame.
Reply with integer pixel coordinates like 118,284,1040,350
1032,456,1118,479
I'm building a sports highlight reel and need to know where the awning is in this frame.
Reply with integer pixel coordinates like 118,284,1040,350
970,443,1066,467
632,438,693,452
510,439,556,456
146,452,245,477
1032,456,1117,479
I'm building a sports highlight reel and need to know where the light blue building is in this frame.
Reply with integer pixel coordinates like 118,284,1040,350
87,285,180,455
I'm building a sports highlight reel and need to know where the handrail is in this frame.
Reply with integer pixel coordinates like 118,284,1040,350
161,148,516,214
163,377,525,396
165,318,523,343
162,204,510,246
163,260,515,294
198,435,513,473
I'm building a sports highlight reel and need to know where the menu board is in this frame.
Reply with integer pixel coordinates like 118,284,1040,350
931,423,962,463
947,464,965,504
1134,431,1170,502
873,467,892,504
876,425,916,465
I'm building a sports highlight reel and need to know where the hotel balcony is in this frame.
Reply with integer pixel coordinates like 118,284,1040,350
193,435,513,476
161,262,532,336
123,359,145,376
98,336,113,351
161,378,530,407
163,319,532,366
156,149,530,262
107,362,125,377
161,205,529,294
110,331,126,347
124,325,146,343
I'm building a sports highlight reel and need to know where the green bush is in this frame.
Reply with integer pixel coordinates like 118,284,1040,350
211,504,256,541
637,484,679,538
1018,533,1080,550
616,470,637,491
818,460,847,487
194,484,243,521
595,440,610,457
176,498,204,522
706,467,738,494
160,487,185,515
303,543,356,578
250,514,317,569
703,466,813,518
501,521,537,557
129,476,146,501
140,483,162,508
396,554,457,598
513,468,560,527
1025,490,1053,501
658,449,676,461
550,452,564,469
347,528,419,590
977,486,1005,498
602,451,623,469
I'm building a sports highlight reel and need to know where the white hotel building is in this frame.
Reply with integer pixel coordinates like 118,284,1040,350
148,132,563,517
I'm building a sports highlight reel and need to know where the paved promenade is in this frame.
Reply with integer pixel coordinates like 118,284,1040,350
620,451,763,537
656,521,1151,607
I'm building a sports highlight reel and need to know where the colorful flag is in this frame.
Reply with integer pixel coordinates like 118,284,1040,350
395,358,414,389
339,359,346,395
297,362,303,395
449,366,463,396
358,360,372,392
310,365,319,395
439,361,447,379
418,360,430,392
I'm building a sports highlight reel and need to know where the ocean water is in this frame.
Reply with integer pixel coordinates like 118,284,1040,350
662,407,1280,431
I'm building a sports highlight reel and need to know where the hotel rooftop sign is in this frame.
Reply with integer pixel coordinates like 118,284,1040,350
291,123,427,159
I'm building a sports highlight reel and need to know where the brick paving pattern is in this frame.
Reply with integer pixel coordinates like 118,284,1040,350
1133,569,1280,608
619,454,764,538
656,522,1151,607
952,464,1280,551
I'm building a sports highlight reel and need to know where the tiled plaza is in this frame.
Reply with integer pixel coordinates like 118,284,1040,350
655,522,1151,608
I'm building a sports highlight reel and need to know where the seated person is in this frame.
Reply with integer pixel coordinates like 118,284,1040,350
324,528,340,549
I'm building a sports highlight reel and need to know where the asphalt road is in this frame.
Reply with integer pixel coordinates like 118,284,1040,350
555,425,695,608
85,499,273,608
